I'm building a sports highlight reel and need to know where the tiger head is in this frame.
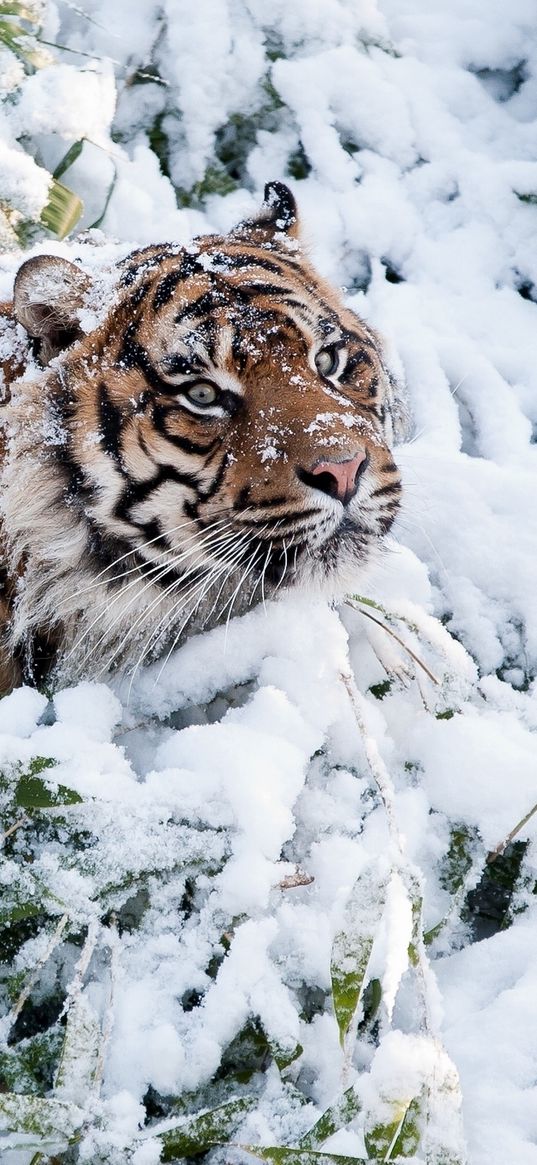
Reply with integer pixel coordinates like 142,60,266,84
5,182,404,681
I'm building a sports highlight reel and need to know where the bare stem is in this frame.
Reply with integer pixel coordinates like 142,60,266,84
9,914,69,1028
1,815,29,844
345,598,440,686
487,801,537,863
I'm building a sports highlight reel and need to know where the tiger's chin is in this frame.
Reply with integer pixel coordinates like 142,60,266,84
178,516,390,633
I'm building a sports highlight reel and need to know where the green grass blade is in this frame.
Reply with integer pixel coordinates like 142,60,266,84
330,870,387,1047
40,179,83,239
15,774,83,809
239,1147,370,1165
0,1092,83,1139
54,995,101,1104
53,138,85,180
364,1093,421,1160
0,3,38,15
157,1095,257,1160
298,1086,362,1150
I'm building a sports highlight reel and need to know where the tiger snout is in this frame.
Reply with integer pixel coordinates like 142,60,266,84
297,449,368,506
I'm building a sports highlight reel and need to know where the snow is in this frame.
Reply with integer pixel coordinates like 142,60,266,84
1,1,537,1163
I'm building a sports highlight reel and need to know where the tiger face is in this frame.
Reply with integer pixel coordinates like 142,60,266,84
2,182,403,685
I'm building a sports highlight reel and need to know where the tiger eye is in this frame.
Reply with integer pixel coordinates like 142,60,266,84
185,382,218,406
315,346,340,377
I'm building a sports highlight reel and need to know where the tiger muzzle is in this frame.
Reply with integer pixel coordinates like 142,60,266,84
298,449,368,506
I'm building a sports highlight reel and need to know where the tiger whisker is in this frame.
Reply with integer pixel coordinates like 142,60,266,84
220,539,266,649
69,538,229,673
68,520,240,668
248,539,272,614
205,530,261,612
66,515,234,609
89,525,247,677
137,526,255,668
271,538,290,598
260,543,272,611
193,527,266,633
66,514,230,603
97,558,217,680
144,528,260,692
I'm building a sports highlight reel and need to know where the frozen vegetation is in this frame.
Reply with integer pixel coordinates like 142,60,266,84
1,1,537,1163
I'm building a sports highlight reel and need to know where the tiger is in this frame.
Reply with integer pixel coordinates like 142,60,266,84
0,181,405,695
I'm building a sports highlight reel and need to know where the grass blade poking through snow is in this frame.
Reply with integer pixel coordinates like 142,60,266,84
239,1148,370,1165
40,178,83,239
0,1091,83,1143
330,866,388,1051
152,1095,258,1160
346,596,440,687
298,1085,362,1149
364,1092,422,1160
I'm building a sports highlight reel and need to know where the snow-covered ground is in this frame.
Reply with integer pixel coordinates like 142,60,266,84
1,1,537,1163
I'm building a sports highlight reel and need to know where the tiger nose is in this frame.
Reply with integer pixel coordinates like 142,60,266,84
306,450,368,505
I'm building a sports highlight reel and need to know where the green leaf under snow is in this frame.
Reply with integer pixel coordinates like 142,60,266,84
40,179,83,239
0,1028,63,1095
407,893,423,969
52,138,85,180
330,869,387,1046
364,1094,421,1160
0,3,38,18
0,1091,83,1139
54,994,101,1104
331,929,374,1047
157,1095,257,1160
0,900,42,926
389,1093,422,1158
15,763,83,809
299,1086,362,1149
270,1039,303,1072
240,1147,370,1165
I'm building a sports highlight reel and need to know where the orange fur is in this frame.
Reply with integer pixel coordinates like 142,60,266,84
0,184,404,693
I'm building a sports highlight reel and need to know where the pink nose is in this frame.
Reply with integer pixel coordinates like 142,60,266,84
308,450,368,505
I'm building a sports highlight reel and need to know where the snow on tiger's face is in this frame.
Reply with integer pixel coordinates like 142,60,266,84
4,182,405,685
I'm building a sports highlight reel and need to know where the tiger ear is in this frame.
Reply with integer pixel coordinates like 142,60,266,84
13,255,90,366
236,181,300,242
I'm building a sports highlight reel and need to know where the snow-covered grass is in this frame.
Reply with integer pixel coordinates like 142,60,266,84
1,1,537,1164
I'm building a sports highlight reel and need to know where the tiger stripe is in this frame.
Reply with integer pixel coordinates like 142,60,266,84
0,180,406,691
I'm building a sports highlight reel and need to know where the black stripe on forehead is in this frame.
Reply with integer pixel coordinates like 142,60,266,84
233,304,306,347
217,249,300,275
231,326,247,372
119,246,183,287
162,352,206,377
282,293,342,331
152,250,297,315
152,253,204,311
317,316,339,337
153,269,185,312
175,290,221,325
